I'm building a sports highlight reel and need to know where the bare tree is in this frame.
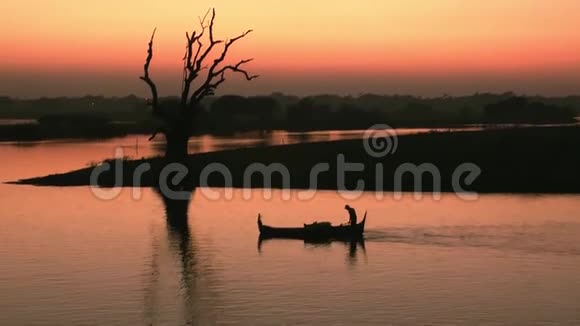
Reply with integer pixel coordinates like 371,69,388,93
140,9,257,160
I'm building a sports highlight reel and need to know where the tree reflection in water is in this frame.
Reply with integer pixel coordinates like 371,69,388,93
143,188,220,325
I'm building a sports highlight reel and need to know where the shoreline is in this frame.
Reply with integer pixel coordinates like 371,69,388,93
1,120,579,142
11,126,580,194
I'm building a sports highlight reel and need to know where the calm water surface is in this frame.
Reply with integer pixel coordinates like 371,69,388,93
1,132,580,325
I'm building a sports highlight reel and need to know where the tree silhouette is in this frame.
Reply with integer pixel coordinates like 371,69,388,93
140,8,258,161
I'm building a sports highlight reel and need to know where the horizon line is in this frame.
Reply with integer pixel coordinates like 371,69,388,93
6,91,580,101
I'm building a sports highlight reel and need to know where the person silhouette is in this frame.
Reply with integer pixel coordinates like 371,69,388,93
344,205,357,226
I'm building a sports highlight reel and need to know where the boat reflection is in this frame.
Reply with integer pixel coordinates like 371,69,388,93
257,237,367,265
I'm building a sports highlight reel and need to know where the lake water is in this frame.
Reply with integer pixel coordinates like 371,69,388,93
1,131,580,325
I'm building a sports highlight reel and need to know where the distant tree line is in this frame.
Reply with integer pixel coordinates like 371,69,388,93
484,96,575,124
0,93,578,139
0,95,148,121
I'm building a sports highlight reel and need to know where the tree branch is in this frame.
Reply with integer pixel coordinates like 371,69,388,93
145,8,257,115
215,58,259,80
148,127,167,141
181,9,215,109
139,28,163,119
190,29,257,104
194,9,222,73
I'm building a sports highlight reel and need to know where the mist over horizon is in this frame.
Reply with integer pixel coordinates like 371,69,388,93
3,69,580,99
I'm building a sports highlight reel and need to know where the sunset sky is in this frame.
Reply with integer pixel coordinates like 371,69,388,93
2,0,580,97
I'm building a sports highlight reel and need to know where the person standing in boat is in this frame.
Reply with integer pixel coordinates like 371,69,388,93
344,205,357,226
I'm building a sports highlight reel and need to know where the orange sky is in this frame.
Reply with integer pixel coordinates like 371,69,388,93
2,0,580,97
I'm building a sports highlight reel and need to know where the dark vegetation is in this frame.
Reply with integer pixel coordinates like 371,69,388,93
484,96,576,124
0,96,155,140
14,126,580,194
0,92,578,141
0,114,155,141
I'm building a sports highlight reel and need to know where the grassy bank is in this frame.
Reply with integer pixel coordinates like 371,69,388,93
12,126,580,194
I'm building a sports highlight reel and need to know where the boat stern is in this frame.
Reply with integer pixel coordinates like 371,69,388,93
257,214,263,229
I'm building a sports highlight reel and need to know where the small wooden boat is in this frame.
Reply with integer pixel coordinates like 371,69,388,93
258,212,367,240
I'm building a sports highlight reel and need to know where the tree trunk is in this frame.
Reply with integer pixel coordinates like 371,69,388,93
165,132,189,162
164,117,191,162
161,123,194,191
